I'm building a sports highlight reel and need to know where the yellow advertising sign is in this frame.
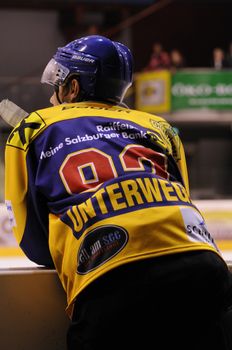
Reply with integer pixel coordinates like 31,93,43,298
135,70,171,113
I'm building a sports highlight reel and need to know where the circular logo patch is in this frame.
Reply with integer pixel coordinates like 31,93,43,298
77,225,128,274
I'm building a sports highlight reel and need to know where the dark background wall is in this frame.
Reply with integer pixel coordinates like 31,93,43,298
1,1,230,73
132,1,232,71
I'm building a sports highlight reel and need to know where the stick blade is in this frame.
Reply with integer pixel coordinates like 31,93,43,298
0,99,28,127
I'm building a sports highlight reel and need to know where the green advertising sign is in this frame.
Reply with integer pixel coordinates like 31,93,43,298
171,70,232,110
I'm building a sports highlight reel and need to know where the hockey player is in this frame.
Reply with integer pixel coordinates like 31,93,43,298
4,35,232,349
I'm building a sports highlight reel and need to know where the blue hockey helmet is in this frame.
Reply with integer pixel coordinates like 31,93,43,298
41,35,133,103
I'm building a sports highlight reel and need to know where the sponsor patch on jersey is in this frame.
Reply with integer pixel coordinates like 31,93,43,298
149,119,181,161
180,207,219,251
6,112,45,150
77,225,128,274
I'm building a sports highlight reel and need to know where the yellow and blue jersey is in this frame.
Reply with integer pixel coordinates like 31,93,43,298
5,101,221,317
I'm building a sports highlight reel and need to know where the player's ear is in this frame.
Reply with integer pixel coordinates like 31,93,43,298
70,78,80,102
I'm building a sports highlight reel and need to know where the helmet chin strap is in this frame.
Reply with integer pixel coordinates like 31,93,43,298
55,88,63,105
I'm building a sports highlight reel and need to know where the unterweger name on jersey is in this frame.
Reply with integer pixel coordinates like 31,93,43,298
62,173,191,239
40,122,145,160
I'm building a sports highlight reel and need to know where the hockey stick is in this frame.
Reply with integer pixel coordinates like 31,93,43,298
0,99,28,127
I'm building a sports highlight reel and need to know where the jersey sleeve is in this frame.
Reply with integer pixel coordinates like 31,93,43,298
4,113,54,267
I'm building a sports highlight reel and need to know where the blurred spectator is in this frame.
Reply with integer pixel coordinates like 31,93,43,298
87,24,100,35
211,47,227,69
143,42,171,71
170,49,186,71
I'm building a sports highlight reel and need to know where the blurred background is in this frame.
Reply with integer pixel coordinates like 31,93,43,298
0,0,231,252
